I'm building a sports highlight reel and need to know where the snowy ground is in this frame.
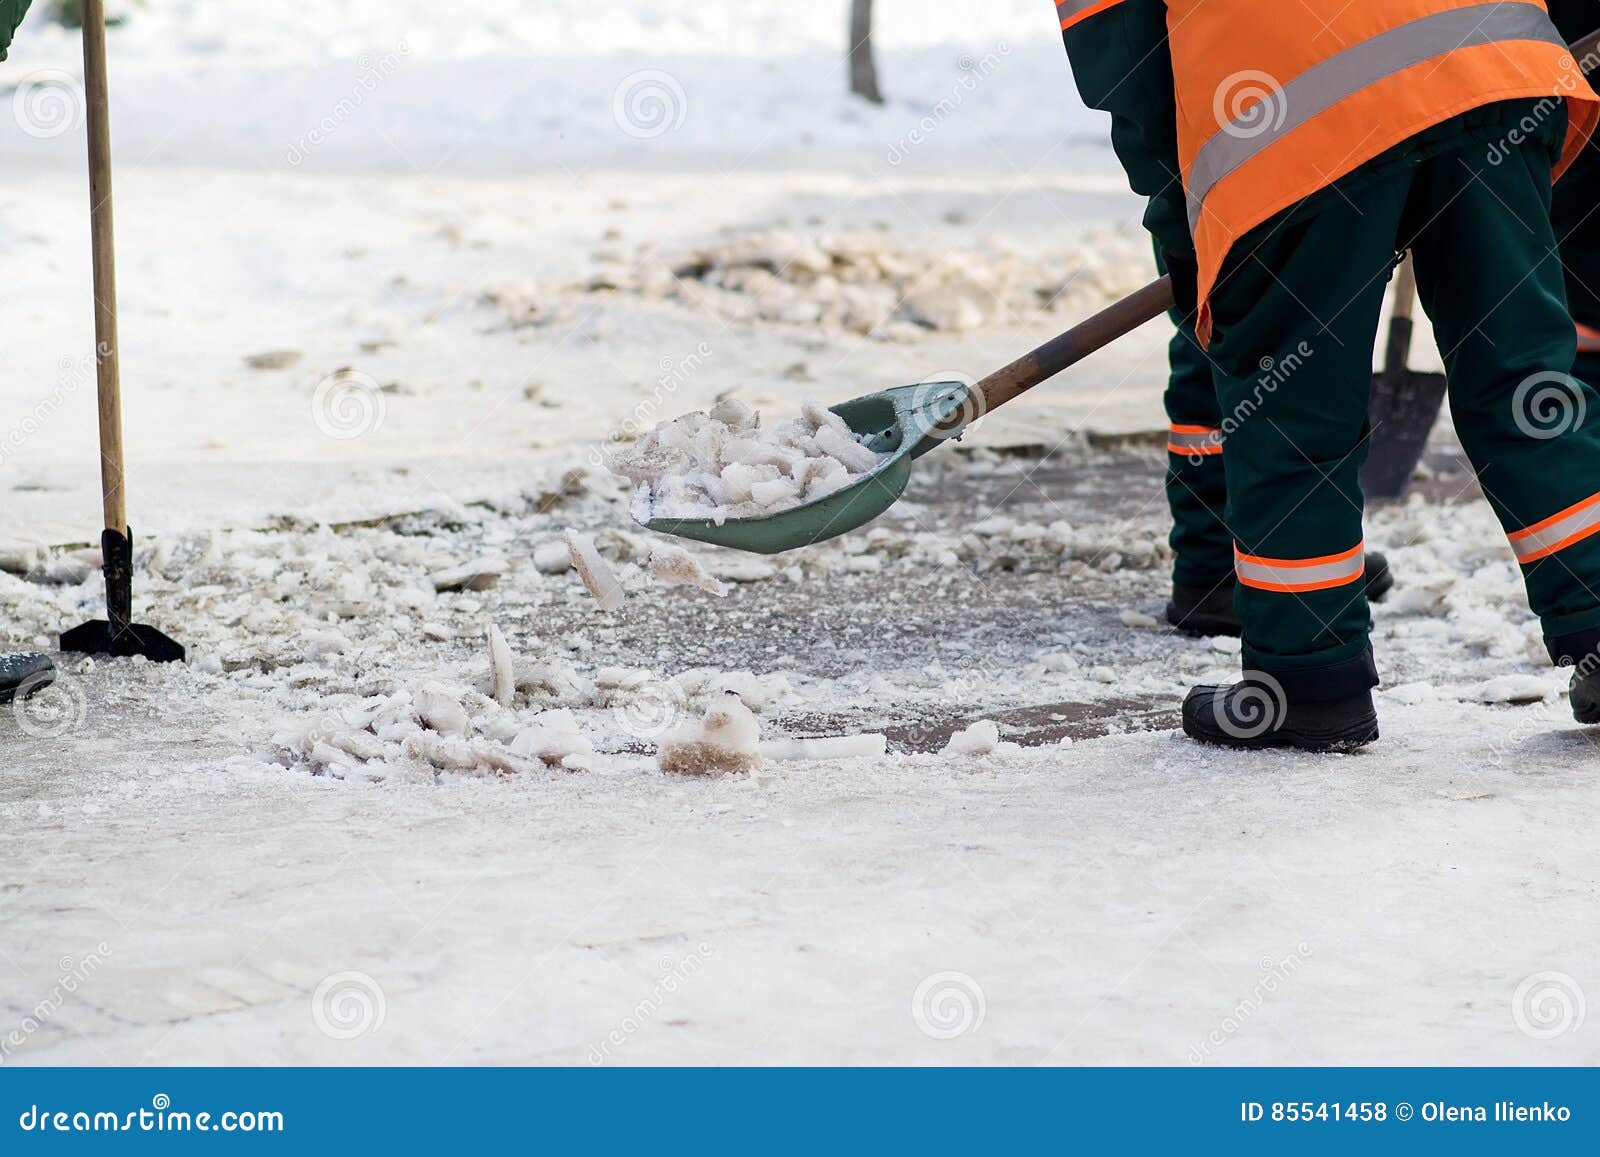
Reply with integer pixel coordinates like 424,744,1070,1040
1,2,1589,1067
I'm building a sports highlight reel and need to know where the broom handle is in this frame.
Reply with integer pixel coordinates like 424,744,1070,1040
82,0,125,535
972,275,1174,416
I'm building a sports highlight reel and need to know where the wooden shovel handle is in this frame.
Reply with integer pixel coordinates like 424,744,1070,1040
971,275,1174,417
82,0,125,535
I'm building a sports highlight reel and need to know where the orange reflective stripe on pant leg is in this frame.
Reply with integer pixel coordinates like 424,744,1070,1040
1577,322,1600,354
1166,424,1224,456
1508,490,1600,563
1234,542,1365,593
1057,0,1127,32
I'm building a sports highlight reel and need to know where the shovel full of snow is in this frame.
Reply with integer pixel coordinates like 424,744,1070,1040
59,0,184,664
640,276,1176,555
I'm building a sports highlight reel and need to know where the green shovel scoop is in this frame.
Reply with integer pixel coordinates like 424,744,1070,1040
639,275,1176,555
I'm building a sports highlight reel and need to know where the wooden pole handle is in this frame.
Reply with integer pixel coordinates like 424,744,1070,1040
971,275,1174,418
82,0,125,535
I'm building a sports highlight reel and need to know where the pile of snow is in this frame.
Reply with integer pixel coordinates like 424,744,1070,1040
548,227,1149,341
611,397,886,523
658,691,763,775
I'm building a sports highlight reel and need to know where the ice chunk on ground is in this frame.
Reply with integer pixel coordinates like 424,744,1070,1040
658,691,762,774
648,543,728,596
487,623,515,706
565,529,625,611
415,686,471,736
1119,609,1159,628
1473,673,1550,704
431,556,508,592
942,719,1000,756
532,540,572,574
761,733,887,761
611,395,887,522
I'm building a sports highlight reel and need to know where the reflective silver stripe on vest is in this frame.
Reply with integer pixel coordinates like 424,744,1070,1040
1235,546,1365,590
1186,1,1568,231
1509,493,1600,562
1168,428,1224,453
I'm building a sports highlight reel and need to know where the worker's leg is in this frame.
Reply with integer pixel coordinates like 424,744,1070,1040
1202,183,1411,705
1154,245,1232,594
1406,104,1600,675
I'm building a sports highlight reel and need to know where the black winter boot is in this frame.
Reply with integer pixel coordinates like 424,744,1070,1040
1182,678,1379,752
1167,552,1395,637
0,652,55,705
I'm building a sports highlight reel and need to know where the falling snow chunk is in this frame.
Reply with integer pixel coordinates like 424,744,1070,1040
487,623,516,706
648,543,728,596
658,691,762,774
942,719,1001,756
430,556,508,592
1119,609,1159,629
564,529,626,611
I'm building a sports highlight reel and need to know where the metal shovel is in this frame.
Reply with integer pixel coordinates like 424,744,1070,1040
59,0,185,664
1360,256,1447,500
640,277,1176,554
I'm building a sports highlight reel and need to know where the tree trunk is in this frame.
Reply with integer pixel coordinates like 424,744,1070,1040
848,0,883,104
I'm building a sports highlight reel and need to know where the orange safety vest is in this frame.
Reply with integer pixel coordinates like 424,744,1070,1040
1165,0,1599,346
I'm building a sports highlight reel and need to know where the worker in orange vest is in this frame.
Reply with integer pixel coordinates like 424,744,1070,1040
1058,0,1600,749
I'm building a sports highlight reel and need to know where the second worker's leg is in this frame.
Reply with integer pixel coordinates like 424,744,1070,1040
1181,179,1412,749
1408,102,1600,722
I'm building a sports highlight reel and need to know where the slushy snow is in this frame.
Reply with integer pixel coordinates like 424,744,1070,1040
611,396,887,524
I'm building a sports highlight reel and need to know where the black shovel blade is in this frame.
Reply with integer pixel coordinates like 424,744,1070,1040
60,619,186,663
1361,369,1447,500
